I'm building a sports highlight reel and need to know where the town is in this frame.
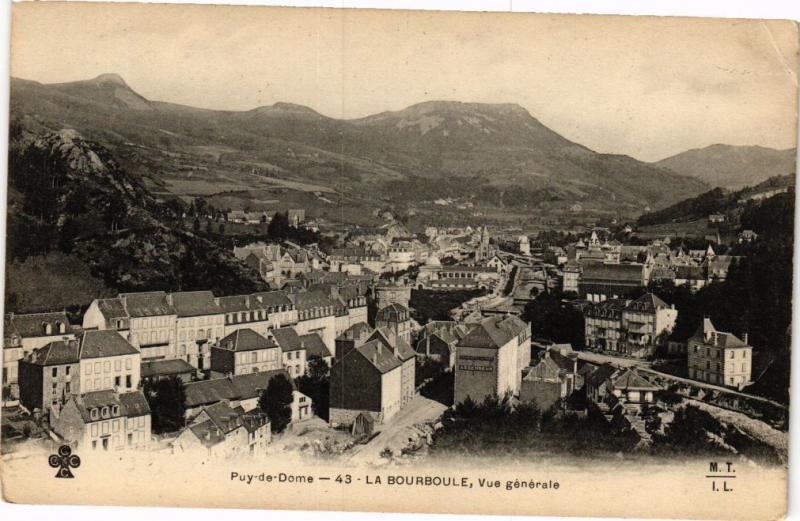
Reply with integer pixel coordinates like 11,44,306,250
1,197,790,465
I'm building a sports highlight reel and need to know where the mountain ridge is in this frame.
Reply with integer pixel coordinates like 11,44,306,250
10,74,710,216
655,144,797,190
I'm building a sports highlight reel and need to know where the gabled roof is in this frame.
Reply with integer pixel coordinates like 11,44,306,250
73,390,150,423
141,359,196,378
217,328,277,352
7,312,71,338
337,321,374,342
24,340,80,366
96,298,129,321
376,303,409,323
626,293,669,312
290,290,335,311
581,263,644,283
353,339,403,374
369,328,415,362
216,295,264,313
119,291,177,317
250,290,293,309
690,318,749,348
611,369,660,391
586,363,618,387
299,333,331,359
169,291,222,317
183,369,292,408
456,315,528,350
79,330,139,359
524,356,562,380
271,327,304,352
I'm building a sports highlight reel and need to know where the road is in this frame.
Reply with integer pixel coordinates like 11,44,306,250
575,351,787,410
344,394,447,465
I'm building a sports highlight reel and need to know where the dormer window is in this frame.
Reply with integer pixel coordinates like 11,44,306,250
90,408,99,420
111,405,120,416
58,322,66,334
44,323,52,335
101,406,110,418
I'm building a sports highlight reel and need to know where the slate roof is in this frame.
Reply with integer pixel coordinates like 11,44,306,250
690,318,749,348
581,263,644,283
626,293,669,312
376,303,409,323
73,390,150,423
271,327,304,353
217,329,277,352
216,295,262,313
183,369,292,409
290,290,335,311
674,265,706,280
611,369,659,391
169,291,222,317
354,339,403,374
119,291,177,317
7,312,71,338
586,363,618,387
251,290,293,309
524,357,562,380
337,322,374,342
24,340,80,366
369,328,416,362
96,298,129,321
80,330,139,359
457,315,528,350
141,359,196,378
299,333,331,359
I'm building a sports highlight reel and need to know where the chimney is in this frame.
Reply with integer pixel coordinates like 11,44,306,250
743,333,749,345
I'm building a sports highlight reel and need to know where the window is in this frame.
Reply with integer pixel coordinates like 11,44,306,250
104,361,111,372
85,364,92,375
113,419,120,432
125,358,132,370
52,367,58,377
86,379,93,391
94,362,101,373
128,433,134,446
126,375,132,388
91,423,98,436
115,376,121,388
65,382,71,394
66,366,71,376
102,406,109,418
102,438,109,450
137,416,144,427
90,409,99,420
115,360,121,371
103,377,110,389
730,351,734,359
92,440,97,450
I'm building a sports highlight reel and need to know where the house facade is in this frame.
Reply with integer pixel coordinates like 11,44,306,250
211,329,281,377
3,312,75,398
687,319,752,388
51,389,151,452
453,315,531,404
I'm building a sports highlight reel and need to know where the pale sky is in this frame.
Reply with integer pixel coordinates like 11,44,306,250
10,3,800,161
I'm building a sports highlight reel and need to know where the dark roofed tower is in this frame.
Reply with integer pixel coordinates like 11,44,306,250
375,303,412,345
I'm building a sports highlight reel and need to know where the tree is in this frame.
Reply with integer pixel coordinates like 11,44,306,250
267,211,290,240
259,374,294,433
296,357,330,420
522,292,585,348
142,377,187,434
193,217,201,233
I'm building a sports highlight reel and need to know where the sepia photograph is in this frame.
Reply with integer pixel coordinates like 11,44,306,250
0,2,797,520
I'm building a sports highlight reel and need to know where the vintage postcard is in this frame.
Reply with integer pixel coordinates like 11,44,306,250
1,2,797,520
